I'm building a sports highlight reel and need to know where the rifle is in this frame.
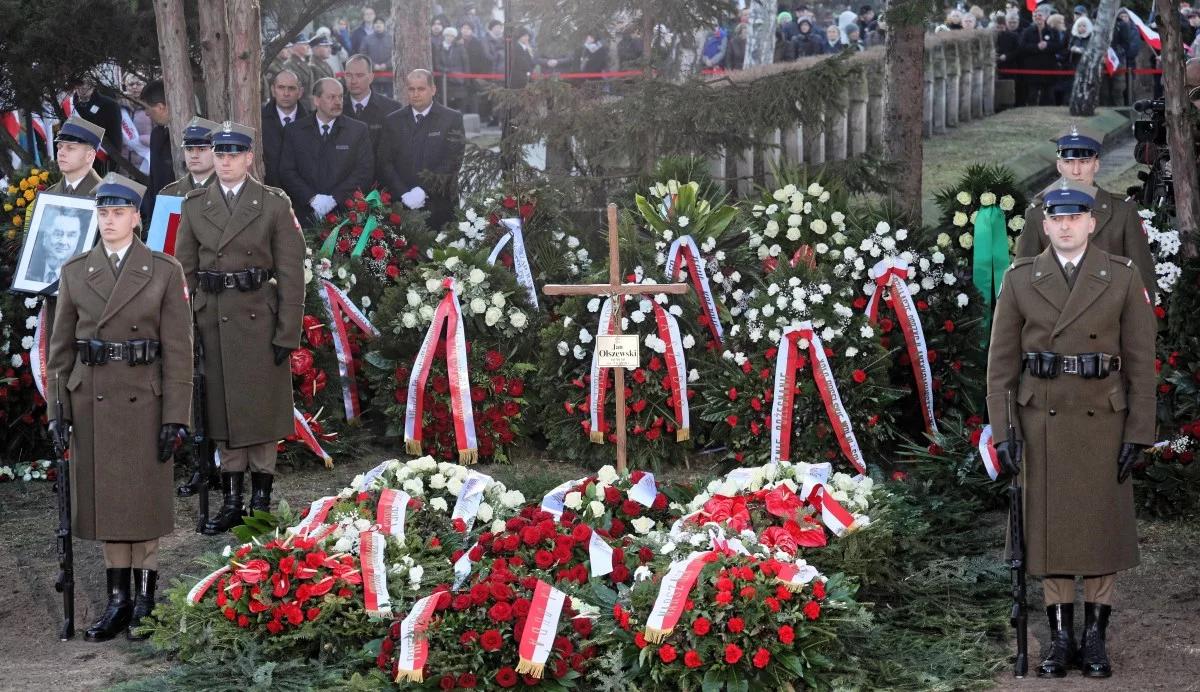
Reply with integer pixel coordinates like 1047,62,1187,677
52,397,74,641
1007,391,1028,678
191,321,214,533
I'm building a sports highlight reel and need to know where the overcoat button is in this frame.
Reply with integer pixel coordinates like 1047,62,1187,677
246,250,252,255
221,316,229,322
1049,409,1056,416
96,395,104,401
1089,333,1096,339
217,252,224,258
131,325,138,331
250,313,256,319
129,396,137,402
1087,410,1094,416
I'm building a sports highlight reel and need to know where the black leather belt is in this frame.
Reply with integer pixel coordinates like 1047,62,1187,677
196,267,270,293
75,339,161,366
1022,352,1122,379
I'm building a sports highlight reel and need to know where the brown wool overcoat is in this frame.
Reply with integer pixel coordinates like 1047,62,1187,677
173,177,305,447
159,172,214,197
46,239,193,541
1017,184,1157,302
986,246,1156,576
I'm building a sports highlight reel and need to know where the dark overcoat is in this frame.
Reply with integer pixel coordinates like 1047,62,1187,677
986,247,1157,576
173,178,305,447
377,102,465,230
46,240,193,541
278,114,374,223
1017,183,1157,301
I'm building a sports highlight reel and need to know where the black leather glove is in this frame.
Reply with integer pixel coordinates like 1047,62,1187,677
994,440,1022,478
48,419,71,455
158,423,189,463
1117,442,1147,484
273,345,291,366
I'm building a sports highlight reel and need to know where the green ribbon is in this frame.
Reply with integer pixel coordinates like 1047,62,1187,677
318,218,350,258
971,204,1009,309
317,190,388,259
352,215,379,258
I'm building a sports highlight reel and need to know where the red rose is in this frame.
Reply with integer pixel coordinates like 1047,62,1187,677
852,369,867,384
480,628,503,651
439,674,456,690
620,499,642,517
804,600,822,620
534,549,555,569
813,580,826,600
752,647,771,668
459,629,478,644
727,616,745,633
370,245,387,261
489,601,514,622
495,667,518,688
573,616,593,637
457,673,478,688
684,650,703,668
724,643,744,664
635,631,647,648
603,485,621,503
692,616,711,635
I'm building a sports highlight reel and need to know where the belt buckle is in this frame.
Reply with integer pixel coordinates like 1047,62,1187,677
107,343,124,361
1061,355,1078,375
222,273,237,289
1111,355,1122,371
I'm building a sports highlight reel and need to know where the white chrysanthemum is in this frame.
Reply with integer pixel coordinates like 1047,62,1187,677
509,311,527,329
557,341,569,356
573,345,587,359
469,297,487,314
20,335,33,350
578,327,593,344
484,306,501,326
430,497,448,512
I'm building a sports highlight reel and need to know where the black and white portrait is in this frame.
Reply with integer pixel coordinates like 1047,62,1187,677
11,193,98,295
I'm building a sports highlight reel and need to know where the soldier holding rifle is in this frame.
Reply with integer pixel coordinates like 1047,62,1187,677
987,182,1156,678
46,174,193,641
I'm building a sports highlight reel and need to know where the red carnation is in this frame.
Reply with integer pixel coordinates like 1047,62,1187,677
495,667,518,688
804,600,822,620
534,549,555,569
484,350,505,371
621,499,642,517
439,674,456,690
480,628,503,651
752,647,771,668
488,601,514,622
852,369,868,384
457,673,478,688
726,414,739,428
778,624,795,644
813,580,826,600
573,617,593,637
715,591,733,605
724,643,744,664
692,616,711,636
727,617,745,633
684,650,703,668
658,644,678,663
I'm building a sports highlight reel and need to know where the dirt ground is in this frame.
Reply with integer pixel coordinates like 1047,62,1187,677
1,451,1197,690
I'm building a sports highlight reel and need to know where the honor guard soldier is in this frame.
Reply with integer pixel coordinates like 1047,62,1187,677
1016,125,1157,301
987,182,1156,678
174,122,306,535
46,174,194,641
160,117,220,197
49,115,106,196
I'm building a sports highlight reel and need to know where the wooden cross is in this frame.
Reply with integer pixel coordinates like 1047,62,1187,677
543,204,688,472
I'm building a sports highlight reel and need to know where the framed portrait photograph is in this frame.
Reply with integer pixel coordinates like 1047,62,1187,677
11,193,98,295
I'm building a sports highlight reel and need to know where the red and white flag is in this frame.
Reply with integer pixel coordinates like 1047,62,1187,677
394,590,446,683
1121,7,1161,52
359,529,391,618
1105,47,1121,76
516,580,568,678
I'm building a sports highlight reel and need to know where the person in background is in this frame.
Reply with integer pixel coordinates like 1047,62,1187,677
341,54,401,149
822,24,843,53
139,81,173,222
775,12,799,61
858,5,879,43
962,13,979,30
361,17,395,98
334,17,353,55
351,6,376,54
1020,8,1064,105
260,69,308,188
844,24,867,50
284,35,315,106
617,23,644,69
970,5,989,28
433,27,468,110
700,26,727,71
310,33,340,78
510,27,537,89
481,20,506,126
120,74,151,175
66,79,124,175
1046,13,1071,105
460,23,489,114
1070,15,1093,67
792,18,819,57
726,23,748,69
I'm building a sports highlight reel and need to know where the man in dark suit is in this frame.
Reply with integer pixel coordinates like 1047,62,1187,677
342,53,401,149
67,79,124,175
260,69,308,189
279,77,374,224
140,81,175,222
378,69,465,231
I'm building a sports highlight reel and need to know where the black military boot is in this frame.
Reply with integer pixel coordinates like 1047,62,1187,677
248,472,274,513
176,467,219,497
126,569,158,641
1079,602,1113,678
202,472,245,535
85,568,132,642
1037,603,1076,677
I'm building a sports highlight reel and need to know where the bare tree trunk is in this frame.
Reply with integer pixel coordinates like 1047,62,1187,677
1069,0,1118,116
154,0,196,179
392,0,433,106
198,0,230,120
1156,0,1200,256
744,0,776,68
228,0,265,180
883,20,925,223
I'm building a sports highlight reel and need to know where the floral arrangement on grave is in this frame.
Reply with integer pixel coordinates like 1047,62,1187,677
365,248,535,463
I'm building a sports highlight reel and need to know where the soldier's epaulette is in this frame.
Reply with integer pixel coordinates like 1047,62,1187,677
61,252,90,270
151,250,183,267
1108,253,1134,268
263,184,288,199
1009,256,1036,270
182,187,207,202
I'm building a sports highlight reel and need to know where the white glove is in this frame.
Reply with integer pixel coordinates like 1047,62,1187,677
310,194,337,216
400,187,427,210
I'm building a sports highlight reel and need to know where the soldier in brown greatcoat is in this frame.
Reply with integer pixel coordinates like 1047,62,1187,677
173,122,306,535
47,115,105,197
159,117,220,198
1016,125,1157,301
46,173,193,642
987,183,1157,678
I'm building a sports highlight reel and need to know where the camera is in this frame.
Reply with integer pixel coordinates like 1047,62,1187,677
1129,99,1174,214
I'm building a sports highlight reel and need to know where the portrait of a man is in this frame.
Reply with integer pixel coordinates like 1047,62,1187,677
11,192,98,295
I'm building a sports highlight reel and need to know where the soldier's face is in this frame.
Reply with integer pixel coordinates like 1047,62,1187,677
97,206,137,247
1056,156,1100,185
1044,212,1095,255
183,144,214,176
214,150,254,185
44,216,82,261
56,141,95,177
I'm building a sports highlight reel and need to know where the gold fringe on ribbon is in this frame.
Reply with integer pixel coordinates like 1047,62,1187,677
643,626,672,644
676,427,690,443
458,448,478,465
590,430,604,444
323,454,334,470
405,439,422,456
395,668,424,683
776,577,803,593
515,658,545,678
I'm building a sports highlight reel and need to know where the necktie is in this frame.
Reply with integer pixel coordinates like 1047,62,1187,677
415,113,425,125
283,115,292,126
109,252,121,277
355,102,365,114
1064,261,1076,288
321,123,331,139
225,189,236,208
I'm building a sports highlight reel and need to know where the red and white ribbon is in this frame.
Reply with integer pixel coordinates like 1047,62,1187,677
539,476,589,520
516,580,568,678
356,459,392,491
292,496,338,535
978,424,1001,481
864,258,937,435
450,469,492,533
665,235,723,346
293,407,333,468
318,279,381,422
808,486,857,537
488,218,539,310
588,297,621,444
650,303,691,442
394,590,445,682
186,565,231,605
29,301,48,399
404,279,478,464
359,529,391,619
774,561,819,593
376,488,411,540
769,323,867,473
644,550,711,643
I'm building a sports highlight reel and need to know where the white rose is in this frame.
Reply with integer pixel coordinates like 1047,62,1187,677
810,219,828,235
492,519,507,534
502,490,525,508
477,502,494,522
980,192,997,207
508,311,528,329
631,517,656,534
956,191,972,205
484,306,501,326
418,304,435,321
446,477,463,495
430,497,448,512
936,233,951,247
597,465,620,485
953,212,968,227
468,268,486,285
557,341,569,356
1000,195,1016,211
589,500,606,518
470,297,487,314
573,345,587,359
564,491,583,510
424,278,442,293
430,473,447,489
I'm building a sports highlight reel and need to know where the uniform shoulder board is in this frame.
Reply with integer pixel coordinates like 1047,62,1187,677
1107,253,1134,268
62,253,91,270
1010,256,1036,269
263,184,289,199
151,250,183,266
182,187,207,201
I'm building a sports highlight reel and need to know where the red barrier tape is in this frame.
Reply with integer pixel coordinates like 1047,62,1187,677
345,68,729,80
998,67,1162,75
